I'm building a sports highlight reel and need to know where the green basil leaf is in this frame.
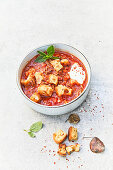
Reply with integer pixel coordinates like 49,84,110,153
30,121,42,132
44,55,50,59
24,129,28,132
35,45,57,63
47,45,55,56
28,131,36,138
37,58,47,63
50,56,60,59
35,56,46,63
37,51,46,56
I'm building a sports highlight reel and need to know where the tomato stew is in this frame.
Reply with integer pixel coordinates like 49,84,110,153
21,50,88,106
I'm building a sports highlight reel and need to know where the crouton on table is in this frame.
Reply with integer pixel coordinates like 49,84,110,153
38,85,53,96
68,126,78,141
55,85,72,97
66,144,80,155
50,59,63,72
53,129,67,144
30,92,41,103
66,145,75,155
57,144,66,157
74,143,80,152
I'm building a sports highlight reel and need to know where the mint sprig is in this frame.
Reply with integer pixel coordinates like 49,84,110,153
24,121,43,138
35,45,60,63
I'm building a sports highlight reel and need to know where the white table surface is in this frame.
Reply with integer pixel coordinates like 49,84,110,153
0,0,113,170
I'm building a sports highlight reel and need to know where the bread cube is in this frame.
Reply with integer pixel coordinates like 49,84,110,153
35,72,43,84
68,126,78,141
57,144,66,157
38,85,53,96
53,129,67,144
48,74,58,85
70,79,81,86
66,145,75,155
21,75,35,86
30,92,41,103
55,85,72,97
25,68,36,76
74,143,80,152
61,59,70,66
50,59,63,72
66,144,80,155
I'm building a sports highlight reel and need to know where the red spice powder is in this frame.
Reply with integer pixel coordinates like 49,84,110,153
66,158,69,161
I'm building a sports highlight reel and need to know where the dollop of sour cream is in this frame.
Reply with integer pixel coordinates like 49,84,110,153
69,63,86,84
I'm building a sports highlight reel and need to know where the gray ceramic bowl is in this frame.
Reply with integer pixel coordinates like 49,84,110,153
17,43,91,115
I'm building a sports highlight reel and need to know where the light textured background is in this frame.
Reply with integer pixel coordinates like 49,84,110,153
0,0,113,170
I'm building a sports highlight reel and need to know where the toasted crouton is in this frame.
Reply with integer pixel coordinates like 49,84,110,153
38,85,54,96
66,145,75,155
35,72,43,84
66,144,80,155
25,68,36,76
30,92,41,103
21,75,35,86
53,129,67,144
70,79,81,86
50,59,63,72
57,144,66,157
48,74,58,85
61,59,70,66
68,126,78,141
74,143,80,152
55,85,72,97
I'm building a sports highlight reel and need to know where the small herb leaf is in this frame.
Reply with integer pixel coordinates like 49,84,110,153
28,131,36,138
37,51,46,56
47,45,55,56
30,121,42,132
35,56,46,63
24,129,28,132
50,56,60,60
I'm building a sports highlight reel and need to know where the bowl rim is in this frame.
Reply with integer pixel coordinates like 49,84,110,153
17,43,91,108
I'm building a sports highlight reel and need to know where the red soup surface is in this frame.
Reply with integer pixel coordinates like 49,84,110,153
21,50,88,106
